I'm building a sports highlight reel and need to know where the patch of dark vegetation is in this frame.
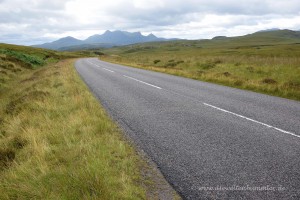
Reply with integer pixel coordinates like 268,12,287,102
234,62,241,66
223,72,231,77
44,55,51,60
12,136,27,150
0,130,6,137
53,82,63,88
153,60,161,64
262,78,277,84
283,81,300,89
0,149,15,170
93,51,105,56
6,90,50,115
167,48,179,51
198,59,222,70
199,62,215,70
213,59,222,64
124,46,156,53
256,70,267,75
196,70,205,75
234,80,244,86
0,62,15,70
0,77,6,84
52,72,60,76
246,66,254,72
164,60,184,68
0,70,8,75
124,49,139,53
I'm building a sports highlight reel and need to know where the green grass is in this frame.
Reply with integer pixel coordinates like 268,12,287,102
0,44,179,199
100,31,300,101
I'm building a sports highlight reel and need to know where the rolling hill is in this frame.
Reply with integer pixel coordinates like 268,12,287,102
209,29,300,47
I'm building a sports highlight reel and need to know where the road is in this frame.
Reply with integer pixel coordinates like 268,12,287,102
75,58,300,200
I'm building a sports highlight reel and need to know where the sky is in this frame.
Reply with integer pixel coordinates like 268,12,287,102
0,0,300,45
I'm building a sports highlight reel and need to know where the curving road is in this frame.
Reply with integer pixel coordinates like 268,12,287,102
75,58,300,200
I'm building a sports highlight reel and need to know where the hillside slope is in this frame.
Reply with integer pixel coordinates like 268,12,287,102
208,29,300,47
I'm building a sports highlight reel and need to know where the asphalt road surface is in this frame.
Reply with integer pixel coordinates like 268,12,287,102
75,58,300,200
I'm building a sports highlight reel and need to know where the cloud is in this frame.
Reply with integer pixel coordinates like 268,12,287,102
0,0,300,45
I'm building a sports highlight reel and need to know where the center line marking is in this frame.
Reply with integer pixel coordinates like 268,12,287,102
103,68,114,73
123,75,162,89
87,61,100,67
203,102,299,138
87,61,114,72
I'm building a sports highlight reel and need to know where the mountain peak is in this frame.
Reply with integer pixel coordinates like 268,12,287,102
59,36,78,40
133,31,142,35
147,33,157,39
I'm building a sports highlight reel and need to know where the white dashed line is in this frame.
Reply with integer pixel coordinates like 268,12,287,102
123,75,162,89
87,61,114,72
103,68,114,73
87,61,99,67
203,102,299,138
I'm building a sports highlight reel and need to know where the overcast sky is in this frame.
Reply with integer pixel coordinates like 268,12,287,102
1,0,300,45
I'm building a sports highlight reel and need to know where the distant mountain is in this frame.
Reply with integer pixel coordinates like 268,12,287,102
84,30,164,45
33,30,173,50
33,36,83,50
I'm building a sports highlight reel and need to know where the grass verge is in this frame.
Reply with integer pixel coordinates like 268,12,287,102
0,58,175,199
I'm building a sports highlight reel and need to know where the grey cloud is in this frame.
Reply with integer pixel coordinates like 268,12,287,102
1,0,300,44
89,0,300,31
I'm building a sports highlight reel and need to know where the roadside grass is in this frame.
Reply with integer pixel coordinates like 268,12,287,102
0,58,149,199
100,40,300,101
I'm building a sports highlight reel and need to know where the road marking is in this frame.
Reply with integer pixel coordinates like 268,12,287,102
123,75,162,89
87,61,100,67
203,102,300,138
103,68,114,73
87,61,114,72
